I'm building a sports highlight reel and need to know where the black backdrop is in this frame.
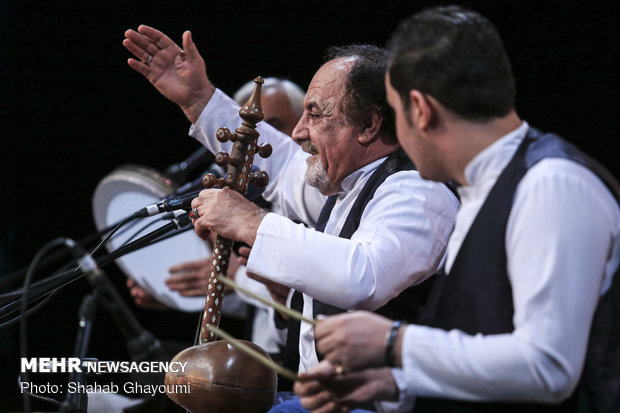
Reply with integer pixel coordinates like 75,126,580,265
1,0,619,410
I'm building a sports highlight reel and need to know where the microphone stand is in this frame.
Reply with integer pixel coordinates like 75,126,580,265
58,236,181,412
59,294,97,413
85,265,164,372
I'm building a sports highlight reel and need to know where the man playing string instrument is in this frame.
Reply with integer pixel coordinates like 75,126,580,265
122,26,459,405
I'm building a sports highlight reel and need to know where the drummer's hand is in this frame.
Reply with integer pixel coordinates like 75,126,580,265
191,188,268,246
126,278,169,310
167,254,241,296
123,25,214,123
294,361,399,413
167,258,210,297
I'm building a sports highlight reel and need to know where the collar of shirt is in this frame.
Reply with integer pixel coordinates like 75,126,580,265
338,156,386,196
445,121,529,273
323,156,387,235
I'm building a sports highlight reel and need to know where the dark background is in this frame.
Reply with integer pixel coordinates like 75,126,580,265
1,0,619,410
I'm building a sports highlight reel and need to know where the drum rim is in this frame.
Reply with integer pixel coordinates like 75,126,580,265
92,164,178,232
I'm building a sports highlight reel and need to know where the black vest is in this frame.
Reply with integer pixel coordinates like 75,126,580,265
312,148,437,323
279,149,441,391
414,128,620,413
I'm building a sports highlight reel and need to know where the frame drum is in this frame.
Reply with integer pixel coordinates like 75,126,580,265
92,165,207,312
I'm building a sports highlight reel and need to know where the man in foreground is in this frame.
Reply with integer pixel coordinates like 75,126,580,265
294,5,620,413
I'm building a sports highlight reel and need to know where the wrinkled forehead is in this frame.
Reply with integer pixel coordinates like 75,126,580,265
305,58,355,105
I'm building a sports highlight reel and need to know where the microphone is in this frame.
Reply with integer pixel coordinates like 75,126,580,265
171,164,225,196
135,190,200,218
164,146,215,184
134,166,267,218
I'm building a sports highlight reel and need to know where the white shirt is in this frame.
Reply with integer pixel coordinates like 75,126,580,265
394,122,620,405
190,89,459,373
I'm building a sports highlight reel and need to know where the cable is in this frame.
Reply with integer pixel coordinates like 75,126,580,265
0,289,61,329
2,213,193,329
0,213,142,291
16,375,62,408
89,215,133,256
20,237,75,413
0,266,80,310
119,213,176,247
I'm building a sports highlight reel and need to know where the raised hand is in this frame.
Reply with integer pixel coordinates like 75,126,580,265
294,360,399,412
123,25,215,123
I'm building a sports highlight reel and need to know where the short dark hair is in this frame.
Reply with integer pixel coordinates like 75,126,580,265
324,45,396,143
387,5,516,121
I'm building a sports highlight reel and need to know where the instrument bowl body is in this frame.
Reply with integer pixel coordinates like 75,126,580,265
165,340,277,413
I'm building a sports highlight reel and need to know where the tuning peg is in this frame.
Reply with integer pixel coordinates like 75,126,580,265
257,143,272,158
215,151,239,168
216,127,236,143
202,173,224,188
249,170,269,188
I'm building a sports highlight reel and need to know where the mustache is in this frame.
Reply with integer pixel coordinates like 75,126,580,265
301,141,319,155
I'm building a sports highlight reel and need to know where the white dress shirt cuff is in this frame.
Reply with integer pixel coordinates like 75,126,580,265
188,88,237,142
381,368,416,412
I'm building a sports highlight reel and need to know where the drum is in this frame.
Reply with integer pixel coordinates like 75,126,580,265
92,165,208,312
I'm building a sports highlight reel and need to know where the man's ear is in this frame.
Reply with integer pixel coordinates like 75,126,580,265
357,108,382,145
409,90,435,131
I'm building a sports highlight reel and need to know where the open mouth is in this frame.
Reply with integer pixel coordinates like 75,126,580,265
301,141,319,155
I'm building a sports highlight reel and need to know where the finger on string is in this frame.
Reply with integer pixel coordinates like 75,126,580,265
215,274,316,325
204,323,299,382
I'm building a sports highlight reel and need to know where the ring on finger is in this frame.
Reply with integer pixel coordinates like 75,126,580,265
190,207,200,219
